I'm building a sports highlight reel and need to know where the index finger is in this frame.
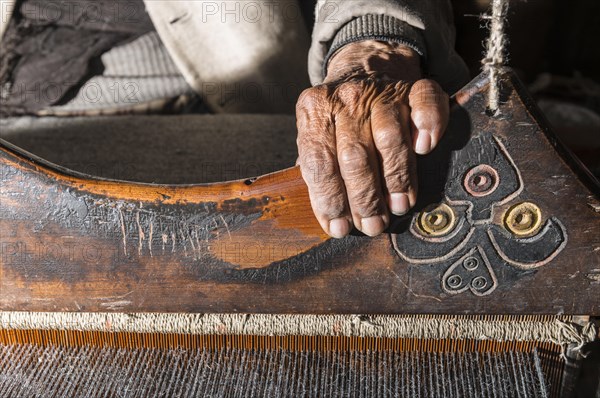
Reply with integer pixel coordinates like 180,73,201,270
296,88,352,238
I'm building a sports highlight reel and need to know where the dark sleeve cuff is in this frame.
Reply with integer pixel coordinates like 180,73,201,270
323,14,427,80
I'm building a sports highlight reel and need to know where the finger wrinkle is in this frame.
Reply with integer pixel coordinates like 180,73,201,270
348,193,382,218
314,193,346,216
375,138,409,154
409,79,448,107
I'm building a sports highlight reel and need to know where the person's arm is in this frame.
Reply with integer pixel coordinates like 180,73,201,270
297,1,468,238
308,0,469,93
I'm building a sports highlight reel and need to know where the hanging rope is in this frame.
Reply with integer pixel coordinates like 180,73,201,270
482,0,509,114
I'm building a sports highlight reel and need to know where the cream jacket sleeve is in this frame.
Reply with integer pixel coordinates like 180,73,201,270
143,1,311,113
144,0,469,113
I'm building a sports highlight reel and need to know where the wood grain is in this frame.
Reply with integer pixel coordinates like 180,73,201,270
1,70,599,314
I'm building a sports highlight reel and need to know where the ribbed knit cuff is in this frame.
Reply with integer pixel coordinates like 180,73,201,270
323,14,427,79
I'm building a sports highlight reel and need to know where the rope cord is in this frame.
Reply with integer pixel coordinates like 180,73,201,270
482,0,509,114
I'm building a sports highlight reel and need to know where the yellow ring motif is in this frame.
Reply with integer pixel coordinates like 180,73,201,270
504,202,543,236
417,203,456,237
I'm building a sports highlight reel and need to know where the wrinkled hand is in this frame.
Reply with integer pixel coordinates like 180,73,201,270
296,41,449,238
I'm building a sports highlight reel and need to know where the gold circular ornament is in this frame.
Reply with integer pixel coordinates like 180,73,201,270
417,203,456,237
504,202,543,236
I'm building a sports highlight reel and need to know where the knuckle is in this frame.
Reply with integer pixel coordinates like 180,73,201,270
380,144,410,172
296,86,327,111
384,169,412,192
384,164,411,181
296,87,334,134
412,79,438,93
335,82,363,105
349,188,381,217
300,150,338,186
314,192,346,218
382,153,415,193
383,155,410,177
301,149,333,168
410,79,447,106
374,127,402,151
382,81,411,103
338,144,370,175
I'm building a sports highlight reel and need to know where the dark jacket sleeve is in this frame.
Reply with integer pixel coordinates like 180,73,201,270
309,0,470,93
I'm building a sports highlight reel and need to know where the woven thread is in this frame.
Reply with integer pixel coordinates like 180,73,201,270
0,344,549,397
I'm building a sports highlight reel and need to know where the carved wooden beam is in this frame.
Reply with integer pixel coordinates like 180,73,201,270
1,70,599,314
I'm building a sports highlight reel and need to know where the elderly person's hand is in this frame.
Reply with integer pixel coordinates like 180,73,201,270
296,40,449,238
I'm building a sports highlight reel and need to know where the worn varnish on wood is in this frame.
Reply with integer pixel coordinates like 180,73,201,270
1,70,599,314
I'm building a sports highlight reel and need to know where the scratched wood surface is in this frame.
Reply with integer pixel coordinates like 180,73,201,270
1,70,599,314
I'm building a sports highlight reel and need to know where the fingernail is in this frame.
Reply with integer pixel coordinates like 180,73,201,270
361,215,386,237
389,193,410,215
415,132,431,154
329,218,351,238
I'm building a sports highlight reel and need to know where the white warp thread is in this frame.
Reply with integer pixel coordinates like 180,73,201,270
482,0,509,113
0,312,596,347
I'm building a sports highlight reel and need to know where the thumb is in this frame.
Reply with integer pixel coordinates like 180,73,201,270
408,79,450,155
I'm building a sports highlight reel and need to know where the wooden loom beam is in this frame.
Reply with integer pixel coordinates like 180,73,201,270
1,70,599,315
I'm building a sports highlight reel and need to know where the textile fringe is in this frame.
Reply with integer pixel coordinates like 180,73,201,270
0,312,596,347
482,0,509,114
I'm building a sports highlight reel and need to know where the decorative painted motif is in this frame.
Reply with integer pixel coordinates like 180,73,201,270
392,133,567,296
